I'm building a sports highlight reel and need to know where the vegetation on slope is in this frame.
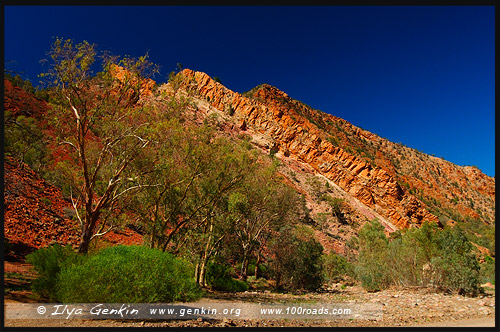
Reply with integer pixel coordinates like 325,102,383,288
5,39,494,302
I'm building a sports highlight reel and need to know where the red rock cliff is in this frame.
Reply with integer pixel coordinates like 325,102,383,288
176,69,441,229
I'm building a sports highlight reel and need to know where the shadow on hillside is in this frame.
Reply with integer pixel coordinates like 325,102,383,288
5,241,37,262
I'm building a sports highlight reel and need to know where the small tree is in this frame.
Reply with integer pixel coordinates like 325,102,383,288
41,38,159,253
431,226,480,296
4,111,48,172
355,219,390,291
230,161,299,280
269,225,324,292
323,252,352,284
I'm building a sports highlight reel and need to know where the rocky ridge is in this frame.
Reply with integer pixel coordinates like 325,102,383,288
171,69,457,230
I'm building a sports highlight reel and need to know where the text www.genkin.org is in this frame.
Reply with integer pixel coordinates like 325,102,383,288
149,306,242,318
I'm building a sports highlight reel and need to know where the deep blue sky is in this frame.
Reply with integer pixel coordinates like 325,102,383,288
4,5,495,176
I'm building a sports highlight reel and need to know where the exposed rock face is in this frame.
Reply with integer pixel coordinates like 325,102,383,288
109,64,156,100
173,69,494,230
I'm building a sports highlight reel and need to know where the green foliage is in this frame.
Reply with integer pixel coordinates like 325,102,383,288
57,245,202,303
40,37,160,253
480,256,495,285
300,194,312,224
4,73,35,94
234,259,265,278
269,226,324,292
398,181,411,190
353,220,481,296
322,195,346,223
456,218,495,256
227,155,299,280
26,244,82,301
247,276,270,290
205,262,248,292
323,252,353,283
226,104,235,116
307,176,325,199
4,111,48,172
430,227,480,295
269,146,279,158
327,136,339,146
354,219,390,291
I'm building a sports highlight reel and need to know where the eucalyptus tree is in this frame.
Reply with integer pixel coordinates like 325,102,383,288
229,160,300,280
41,38,159,253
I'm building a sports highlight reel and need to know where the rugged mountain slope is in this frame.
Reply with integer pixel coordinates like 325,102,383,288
162,69,494,235
3,69,495,258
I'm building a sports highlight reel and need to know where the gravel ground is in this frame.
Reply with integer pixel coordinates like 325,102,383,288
4,285,495,328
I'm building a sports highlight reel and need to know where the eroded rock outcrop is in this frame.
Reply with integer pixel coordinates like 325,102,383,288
176,69,440,229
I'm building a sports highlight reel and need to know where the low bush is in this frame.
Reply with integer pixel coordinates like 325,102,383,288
323,252,352,283
354,220,481,296
247,276,271,290
431,227,480,295
480,256,495,285
205,262,248,292
26,244,82,301
57,245,202,303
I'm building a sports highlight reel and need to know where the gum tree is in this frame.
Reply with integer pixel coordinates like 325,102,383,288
41,38,159,253
229,160,300,280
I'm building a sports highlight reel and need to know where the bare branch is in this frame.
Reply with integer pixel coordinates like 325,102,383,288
70,189,84,231
90,224,115,241
113,183,162,201
59,141,79,152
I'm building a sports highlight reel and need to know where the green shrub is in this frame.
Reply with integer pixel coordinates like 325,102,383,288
247,276,271,290
480,256,495,285
323,252,352,283
269,225,324,292
57,245,202,303
26,244,82,301
5,73,35,93
327,136,339,146
205,262,248,292
431,227,480,296
4,111,48,172
234,259,268,279
354,219,390,292
353,220,481,296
